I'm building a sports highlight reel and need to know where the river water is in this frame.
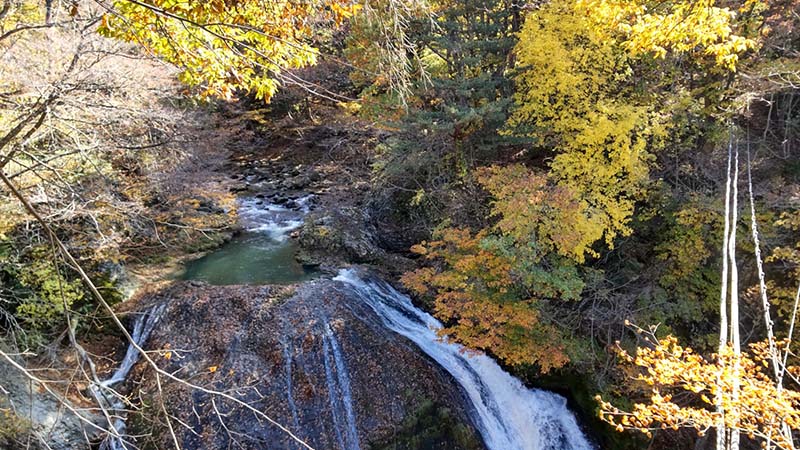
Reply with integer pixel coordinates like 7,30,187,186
181,196,317,284
143,195,596,449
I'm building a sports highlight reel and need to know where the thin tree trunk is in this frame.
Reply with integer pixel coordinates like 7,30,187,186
0,1,11,22
747,146,780,379
748,144,795,449
729,140,741,450
716,131,733,450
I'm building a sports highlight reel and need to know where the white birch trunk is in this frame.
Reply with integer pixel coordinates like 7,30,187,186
716,132,733,450
729,141,740,450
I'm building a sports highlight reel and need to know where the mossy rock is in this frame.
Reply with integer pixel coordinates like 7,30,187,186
0,408,32,449
371,400,483,450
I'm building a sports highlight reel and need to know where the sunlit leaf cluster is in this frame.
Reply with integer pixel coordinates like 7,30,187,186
508,0,666,255
598,335,800,449
575,0,761,71
100,0,361,101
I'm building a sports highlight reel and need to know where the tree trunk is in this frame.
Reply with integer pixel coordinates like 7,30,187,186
729,140,740,450
716,133,733,450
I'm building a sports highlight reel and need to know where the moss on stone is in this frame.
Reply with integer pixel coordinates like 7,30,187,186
0,408,32,448
371,399,483,450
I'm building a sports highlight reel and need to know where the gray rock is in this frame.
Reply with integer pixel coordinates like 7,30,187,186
308,170,322,182
128,281,484,450
297,207,383,265
96,261,139,301
287,175,310,190
0,348,104,450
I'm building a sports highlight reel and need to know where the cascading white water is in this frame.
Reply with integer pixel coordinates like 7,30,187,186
334,269,595,450
321,322,362,450
97,305,166,450
283,341,302,431
238,195,313,241
101,305,166,388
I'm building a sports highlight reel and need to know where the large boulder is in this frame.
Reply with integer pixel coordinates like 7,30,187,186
126,280,484,450
297,208,414,275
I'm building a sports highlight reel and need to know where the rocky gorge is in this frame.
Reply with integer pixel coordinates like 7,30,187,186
1,106,598,450
105,126,597,449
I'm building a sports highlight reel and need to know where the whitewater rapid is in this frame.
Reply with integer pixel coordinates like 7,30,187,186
238,195,313,240
335,269,595,450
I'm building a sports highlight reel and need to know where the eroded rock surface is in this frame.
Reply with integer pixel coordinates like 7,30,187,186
129,280,484,450
0,350,103,450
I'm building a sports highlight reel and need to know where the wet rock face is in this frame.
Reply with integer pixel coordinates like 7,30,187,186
133,281,484,450
0,351,103,450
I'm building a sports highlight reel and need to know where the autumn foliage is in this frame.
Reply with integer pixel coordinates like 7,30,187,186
401,165,589,371
507,0,664,252
402,228,572,371
100,0,362,101
598,334,800,449
576,0,760,70
3,0,799,447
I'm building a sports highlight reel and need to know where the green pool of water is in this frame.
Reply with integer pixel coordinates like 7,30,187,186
181,232,317,285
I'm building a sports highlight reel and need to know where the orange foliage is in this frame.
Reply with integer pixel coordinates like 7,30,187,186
402,227,570,371
401,164,600,371
476,164,602,263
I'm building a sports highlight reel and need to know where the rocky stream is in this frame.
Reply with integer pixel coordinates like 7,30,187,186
97,189,598,450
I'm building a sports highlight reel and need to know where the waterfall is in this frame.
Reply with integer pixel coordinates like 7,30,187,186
283,341,302,431
334,270,595,450
101,305,165,388
238,195,313,241
97,305,166,450
321,321,361,450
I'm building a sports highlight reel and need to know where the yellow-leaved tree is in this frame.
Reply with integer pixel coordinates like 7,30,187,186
100,0,432,103
507,0,664,256
576,0,760,71
507,0,759,256
100,0,363,102
596,334,800,449
571,2,800,449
